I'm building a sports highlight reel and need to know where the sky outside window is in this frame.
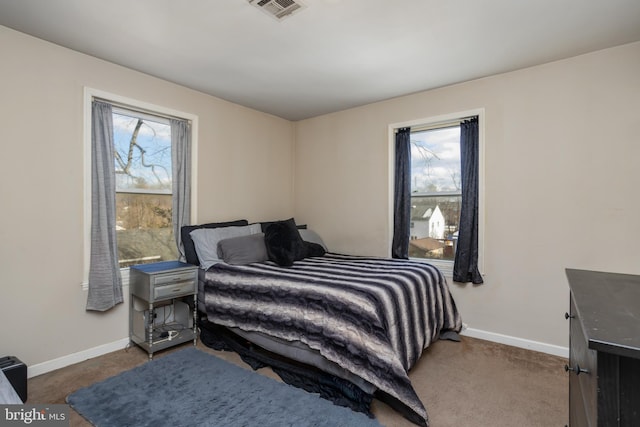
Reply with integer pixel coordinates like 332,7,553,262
410,126,461,193
113,112,172,193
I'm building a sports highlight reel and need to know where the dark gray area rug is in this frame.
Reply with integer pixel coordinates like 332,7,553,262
67,347,382,427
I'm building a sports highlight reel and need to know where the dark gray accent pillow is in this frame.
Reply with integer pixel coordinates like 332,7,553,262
217,233,268,265
263,219,326,266
260,218,307,232
264,219,305,267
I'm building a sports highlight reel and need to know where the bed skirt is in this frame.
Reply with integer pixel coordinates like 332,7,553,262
198,317,376,415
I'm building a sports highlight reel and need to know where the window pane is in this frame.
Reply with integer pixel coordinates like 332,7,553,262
409,194,461,261
410,127,461,193
112,110,176,267
410,126,461,261
116,193,178,267
113,112,172,193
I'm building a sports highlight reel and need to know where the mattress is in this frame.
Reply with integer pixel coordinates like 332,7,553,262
199,253,462,426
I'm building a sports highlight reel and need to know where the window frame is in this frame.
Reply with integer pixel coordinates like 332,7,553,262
388,108,485,277
83,87,198,288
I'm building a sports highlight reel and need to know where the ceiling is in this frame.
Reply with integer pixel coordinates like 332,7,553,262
1,0,639,121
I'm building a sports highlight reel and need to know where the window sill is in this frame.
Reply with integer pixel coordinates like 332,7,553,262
409,258,454,278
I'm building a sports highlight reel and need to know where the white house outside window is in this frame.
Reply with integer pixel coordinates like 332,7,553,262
391,109,484,277
409,125,462,262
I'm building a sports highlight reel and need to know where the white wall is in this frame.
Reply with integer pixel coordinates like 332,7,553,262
294,41,640,351
0,25,294,372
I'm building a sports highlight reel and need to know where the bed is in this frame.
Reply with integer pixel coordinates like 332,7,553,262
183,219,462,427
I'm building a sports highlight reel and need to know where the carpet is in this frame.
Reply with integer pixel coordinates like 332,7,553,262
67,347,382,427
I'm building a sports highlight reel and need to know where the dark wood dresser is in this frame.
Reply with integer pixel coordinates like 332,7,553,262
565,269,640,427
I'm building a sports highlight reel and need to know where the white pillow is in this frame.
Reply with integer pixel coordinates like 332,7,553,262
299,229,327,251
190,223,262,270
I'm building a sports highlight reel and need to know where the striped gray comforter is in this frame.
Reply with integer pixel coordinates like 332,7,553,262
203,253,462,426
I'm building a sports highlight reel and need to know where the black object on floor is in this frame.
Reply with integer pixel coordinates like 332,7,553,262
1,356,27,402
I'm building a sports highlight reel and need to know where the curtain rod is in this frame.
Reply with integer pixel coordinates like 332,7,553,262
394,115,477,133
92,96,191,124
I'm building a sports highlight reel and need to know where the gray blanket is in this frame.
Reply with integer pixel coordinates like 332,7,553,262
203,253,462,426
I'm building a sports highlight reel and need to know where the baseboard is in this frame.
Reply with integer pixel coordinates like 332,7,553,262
461,327,569,358
28,328,569,378
28,338,130,379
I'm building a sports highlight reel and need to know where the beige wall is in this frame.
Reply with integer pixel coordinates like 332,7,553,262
0,26,294,369
294,41,640,349
2,21,638,371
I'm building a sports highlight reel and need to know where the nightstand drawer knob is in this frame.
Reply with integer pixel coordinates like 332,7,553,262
564,312,575,319
565,364,589,375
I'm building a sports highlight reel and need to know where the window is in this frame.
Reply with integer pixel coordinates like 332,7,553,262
409,125,461,262
83,88,196,286
113,108,177,268
391,110,484,276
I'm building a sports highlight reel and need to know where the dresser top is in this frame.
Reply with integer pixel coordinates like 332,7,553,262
131,260,197,274
566,268,640,359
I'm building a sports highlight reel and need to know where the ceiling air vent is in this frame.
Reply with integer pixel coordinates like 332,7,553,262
248,0,306,20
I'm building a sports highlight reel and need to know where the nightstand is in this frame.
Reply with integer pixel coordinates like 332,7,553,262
129,261,198,359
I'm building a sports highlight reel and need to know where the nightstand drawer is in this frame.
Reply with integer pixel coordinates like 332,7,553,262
153,271,196,286
154,280,195,300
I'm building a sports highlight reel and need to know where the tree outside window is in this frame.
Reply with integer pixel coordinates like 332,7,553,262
113,109,178,267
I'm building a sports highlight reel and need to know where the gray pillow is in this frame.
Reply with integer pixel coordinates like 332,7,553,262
190,223,262,269
217,233,268,265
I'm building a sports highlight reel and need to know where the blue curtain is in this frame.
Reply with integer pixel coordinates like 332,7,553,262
453,117,483,284
86,100,124,311
392,127,411,259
